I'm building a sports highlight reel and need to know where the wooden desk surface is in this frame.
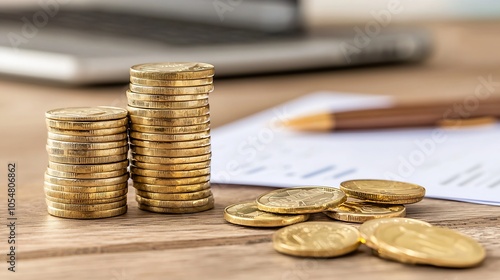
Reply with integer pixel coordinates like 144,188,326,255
1,22,499,279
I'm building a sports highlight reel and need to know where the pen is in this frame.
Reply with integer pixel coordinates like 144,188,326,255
283,98,500,131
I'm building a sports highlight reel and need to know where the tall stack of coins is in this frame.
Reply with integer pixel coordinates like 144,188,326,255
44,107,129,219
127,62,215,213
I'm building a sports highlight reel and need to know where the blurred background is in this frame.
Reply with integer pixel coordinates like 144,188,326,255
0,0,499,85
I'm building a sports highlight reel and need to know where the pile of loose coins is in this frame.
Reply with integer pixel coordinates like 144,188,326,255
44,107,129,219
127,62,214,213
223,179,486,268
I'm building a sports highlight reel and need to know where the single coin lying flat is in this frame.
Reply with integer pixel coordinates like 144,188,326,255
256,186,346,214
224,201,309,227
340,179,425,204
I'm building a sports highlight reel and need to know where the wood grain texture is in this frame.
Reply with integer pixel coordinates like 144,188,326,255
1,22,500,279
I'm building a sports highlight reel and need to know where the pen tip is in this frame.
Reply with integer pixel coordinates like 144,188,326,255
282,113,335,132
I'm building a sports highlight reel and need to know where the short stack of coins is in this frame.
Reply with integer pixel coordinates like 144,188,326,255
127,62,215,213
44,107,129,219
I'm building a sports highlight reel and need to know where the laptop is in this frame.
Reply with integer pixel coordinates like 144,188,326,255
0,0,431,85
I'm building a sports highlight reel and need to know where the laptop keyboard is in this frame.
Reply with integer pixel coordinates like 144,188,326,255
0,10,297,45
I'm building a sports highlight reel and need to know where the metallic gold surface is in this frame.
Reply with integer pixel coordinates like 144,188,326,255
47,132,128,143
135,194,213,208
44,182,128,193
44,188,128,200
45,106,128,121
129,84,213,95
47,205,127,219
130,166,210,178
224,201,309,227
130,138,210,149
130,77,213,87
47,153,128,164
374,223,486,268
136,189,212,201
46,139,128,150
46,118,128,130
131,174,210,186
130,123,209,134
130,62,214,80
130,130,210,142
340,179,425,204
45,194,127,205
359,217,431,249
132,153,211,164
129,115,209,126
47,126,127,136
273,222,360,257
133,181,210,193
46,168,128,179
256,187,347,214
46,198,127,211
127,105,210,118
47,160,129,173
324,201,406,223
131,160,210,171
44,173,129,187
46,146,128,157
131,146,211,157
128,99,209,109
137,198,214,214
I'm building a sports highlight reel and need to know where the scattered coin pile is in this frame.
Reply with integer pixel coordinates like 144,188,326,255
127,62,215,213
44,107,129,219
223,179,486,268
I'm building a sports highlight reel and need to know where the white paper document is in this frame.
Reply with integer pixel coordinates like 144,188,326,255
211,92,500,206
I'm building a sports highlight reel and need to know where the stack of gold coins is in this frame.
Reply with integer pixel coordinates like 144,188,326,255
127,62,215,214
44,107,129,219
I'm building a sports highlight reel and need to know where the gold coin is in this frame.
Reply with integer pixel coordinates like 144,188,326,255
46,146,128,157
48,132,127,143
46,168,128,179
130,138,210,149
131,174,210,185
44,182,128,193
131,146,211,157
256,187,347,214
46,106,128,121
127,91,209,102
130,77,213,87
129,84,213,95
132,153,211,164
47,126,127,136
273,222,360,258
130,130,210,142
136,189,212,201
45,194,127,205
44,173,129,187
48,153,128,164
133,181,210,193
46,139,128,150
224,201,310,228
130,62,214,80
340,179,426,204
135,194,213,208
131,160,210,171
128,99,209,109
127,105,210,118
138,201,214,214
358,217,431,249
129,115,209,126
46,117,128,130
130,123,209,134
324,201,406,223
131,166,210,178
46,198,127,211
44,188,128,200
47,205,127,219
48,160,129,173
374,223,485,268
